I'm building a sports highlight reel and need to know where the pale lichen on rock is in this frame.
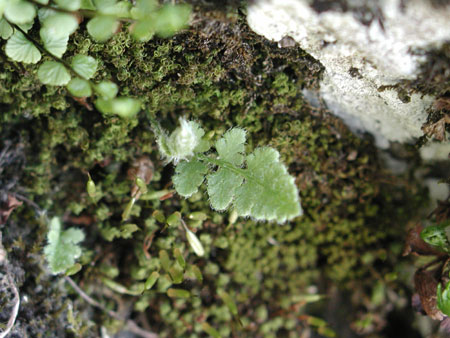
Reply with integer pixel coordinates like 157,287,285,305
247,0,450,148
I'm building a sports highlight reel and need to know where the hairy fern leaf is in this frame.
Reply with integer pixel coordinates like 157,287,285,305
168,119,302,223
173,159,208,197
234,147,302,223
215,128,245,166
44,217,85,274
207,168,243,210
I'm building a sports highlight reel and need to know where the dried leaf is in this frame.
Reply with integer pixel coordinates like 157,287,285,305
403,225,444,257
127,156,154,199
0,195,23,225
422,116,449,141
414,268,444,321
432,98,450,111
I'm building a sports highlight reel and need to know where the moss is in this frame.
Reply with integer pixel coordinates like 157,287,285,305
0,2,428,337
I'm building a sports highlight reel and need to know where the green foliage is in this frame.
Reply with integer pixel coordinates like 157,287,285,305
0,18,13,39
5,30,41,63
37,61,71,86
40,29,69,57
3,0,36,24
0,4,427,336
153,4,191,38
96,80,118,99
172,160,208,197
420,220,450,252
164,120,302,223
437,280,450,316
71,55,98,80
67,77,92,97
87,15,119,42
1,0,191,117
44,217,85,274
95,97,141,118
182,220,205,256
41,12,78,38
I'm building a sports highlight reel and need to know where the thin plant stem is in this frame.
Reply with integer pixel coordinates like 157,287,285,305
64,276,158,338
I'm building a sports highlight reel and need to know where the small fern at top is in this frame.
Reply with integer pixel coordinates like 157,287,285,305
155,118,302,223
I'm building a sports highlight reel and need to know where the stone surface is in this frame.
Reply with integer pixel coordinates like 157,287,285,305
247,0,450,148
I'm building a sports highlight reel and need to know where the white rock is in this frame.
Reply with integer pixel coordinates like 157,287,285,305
247,0,450,148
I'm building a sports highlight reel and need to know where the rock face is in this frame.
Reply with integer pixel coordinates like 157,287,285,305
247,0,450,148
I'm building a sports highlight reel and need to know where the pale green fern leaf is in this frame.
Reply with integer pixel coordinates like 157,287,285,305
234,147,302,223
44,217,85,274
5,31,41,64
173,159,208,197
167,119,302,223
215,128,246,166
207,168,243,210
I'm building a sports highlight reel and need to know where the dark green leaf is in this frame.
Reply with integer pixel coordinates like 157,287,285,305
167,288,190,298
421,222,450,252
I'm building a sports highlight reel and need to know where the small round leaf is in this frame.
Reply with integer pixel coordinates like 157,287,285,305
40,27,69,57
67,77,92,97
42,13,78,38
130,20,155,42
154,4,191,38
95,81,118,99
54,0,81,11
71,55,98,80
80,0,95,10
4,1,36,24
0,0,6,19
87,15,119,42
5,31,41,64
96,0,131,16
95,97,141,118
17,21,33,32
38,61,71,86
0,18,13,39
110,97,141,118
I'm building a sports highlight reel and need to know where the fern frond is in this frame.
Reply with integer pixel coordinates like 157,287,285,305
170,121,302,223
44,217,85,274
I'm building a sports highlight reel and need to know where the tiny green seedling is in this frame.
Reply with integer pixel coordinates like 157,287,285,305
44,217,85,274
